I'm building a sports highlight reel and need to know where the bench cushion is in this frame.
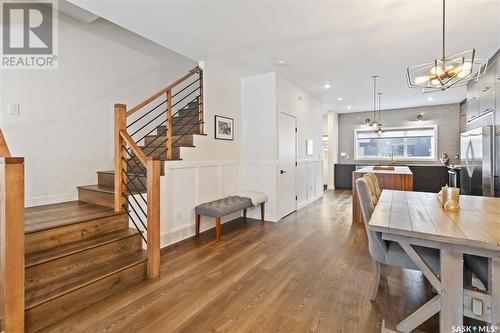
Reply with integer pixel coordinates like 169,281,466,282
195,196,253,217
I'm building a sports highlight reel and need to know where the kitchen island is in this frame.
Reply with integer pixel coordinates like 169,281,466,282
352,166,413,224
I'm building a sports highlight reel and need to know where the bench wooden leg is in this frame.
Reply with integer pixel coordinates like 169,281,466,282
195,214,201,237
260,202,265,222
243,209,247,220
215,217,221,241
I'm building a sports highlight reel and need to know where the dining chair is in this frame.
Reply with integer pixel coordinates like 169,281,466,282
365,173,381,199
356,176,441,301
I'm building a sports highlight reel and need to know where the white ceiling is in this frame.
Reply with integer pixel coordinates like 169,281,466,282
70,0,500,113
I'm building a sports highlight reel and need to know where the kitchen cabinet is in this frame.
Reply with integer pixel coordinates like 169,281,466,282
334,164,355,190
478,61,496,116
466,81,479,122
409,166,449,193
460,101,467,132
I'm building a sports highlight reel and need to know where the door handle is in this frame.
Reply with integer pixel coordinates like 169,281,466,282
280,170,287,174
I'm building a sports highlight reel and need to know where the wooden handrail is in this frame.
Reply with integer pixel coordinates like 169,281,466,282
126,66,202,117
0,157,25,332
119,130,147,166
126,66,201,117
0,130,11,157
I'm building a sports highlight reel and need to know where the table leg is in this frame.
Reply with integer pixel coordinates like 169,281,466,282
489,257,500,327
440,248,463,332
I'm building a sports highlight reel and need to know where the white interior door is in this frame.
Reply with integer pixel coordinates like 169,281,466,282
278,112,297,218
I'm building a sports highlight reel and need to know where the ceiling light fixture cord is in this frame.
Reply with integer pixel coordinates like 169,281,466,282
442,0,445,61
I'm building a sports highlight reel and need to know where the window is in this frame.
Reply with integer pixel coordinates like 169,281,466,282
354,126,437,161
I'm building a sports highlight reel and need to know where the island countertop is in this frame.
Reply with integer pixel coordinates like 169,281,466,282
352,166,413,224
355,166,413,175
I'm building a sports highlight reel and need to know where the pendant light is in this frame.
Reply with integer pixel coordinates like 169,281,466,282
406,0,488,92
370,75,379,129
377,92,383,135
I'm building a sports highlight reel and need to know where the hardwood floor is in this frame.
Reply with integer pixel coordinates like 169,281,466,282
43,190,439,332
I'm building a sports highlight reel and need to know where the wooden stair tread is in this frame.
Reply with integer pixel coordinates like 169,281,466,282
26,228,142,268
25,201,123,234
26,250,147,309
77,184,114,194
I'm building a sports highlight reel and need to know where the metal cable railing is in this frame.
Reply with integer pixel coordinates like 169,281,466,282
114,66,203,279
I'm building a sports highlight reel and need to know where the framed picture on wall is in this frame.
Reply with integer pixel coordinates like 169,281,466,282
214,115,234,141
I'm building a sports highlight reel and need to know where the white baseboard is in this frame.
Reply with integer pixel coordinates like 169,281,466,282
297,192,323,210
26,191,78,207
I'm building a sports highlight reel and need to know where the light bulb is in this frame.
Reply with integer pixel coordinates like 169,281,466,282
377,127,383,135
431,79,440,86
372,121,379,129
414,76,430,84
430,66,444,75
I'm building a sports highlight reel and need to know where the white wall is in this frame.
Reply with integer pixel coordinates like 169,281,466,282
327,111,339,189
240,72,324,221
158,59,243,246
276,75,324,210
0,15,196,206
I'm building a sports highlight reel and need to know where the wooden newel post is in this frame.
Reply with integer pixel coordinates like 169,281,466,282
146,157,161,278
114,104,127,212
166,90,173,160
0,157,25,333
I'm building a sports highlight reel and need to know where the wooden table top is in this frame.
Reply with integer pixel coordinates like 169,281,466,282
368,190,500,252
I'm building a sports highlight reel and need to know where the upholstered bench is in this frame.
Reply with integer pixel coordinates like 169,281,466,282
195,193,266,241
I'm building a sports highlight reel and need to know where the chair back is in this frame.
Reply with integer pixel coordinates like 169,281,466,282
365,173,381,198
356,177,387,263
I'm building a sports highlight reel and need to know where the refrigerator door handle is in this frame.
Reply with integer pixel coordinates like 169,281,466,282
466,139,474,178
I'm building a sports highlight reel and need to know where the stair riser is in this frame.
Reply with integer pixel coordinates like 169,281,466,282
146,135,193,147
78,187,114,209
156,122,202,135
25,214,129,255
25,261,146,333
97,172,114,188
173,114,201,125
173,125,202,136
26,235,142,291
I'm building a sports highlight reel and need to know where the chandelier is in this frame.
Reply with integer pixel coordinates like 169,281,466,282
369,75,383,134
406,0,488,92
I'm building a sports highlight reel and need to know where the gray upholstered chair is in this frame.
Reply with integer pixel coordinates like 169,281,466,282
356,176,441,301
365,173,381,199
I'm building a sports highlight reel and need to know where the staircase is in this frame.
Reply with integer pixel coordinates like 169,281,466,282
77,99,205,208
0,67,204,332
24,202,145,332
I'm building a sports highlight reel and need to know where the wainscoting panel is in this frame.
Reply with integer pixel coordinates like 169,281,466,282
161,161,240,247
241,160,279,222
297,159,324,209
198,166,220,204
296,162,307,205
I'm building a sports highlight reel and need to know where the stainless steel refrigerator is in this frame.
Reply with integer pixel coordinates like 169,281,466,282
460,125,495,196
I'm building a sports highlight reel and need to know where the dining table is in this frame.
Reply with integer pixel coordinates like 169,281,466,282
368,189,500,333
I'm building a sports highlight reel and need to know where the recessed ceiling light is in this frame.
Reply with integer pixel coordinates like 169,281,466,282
337,97,343,101
324,83,331,89
274,59,288,66
427,96,434,101
347,105,352,109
